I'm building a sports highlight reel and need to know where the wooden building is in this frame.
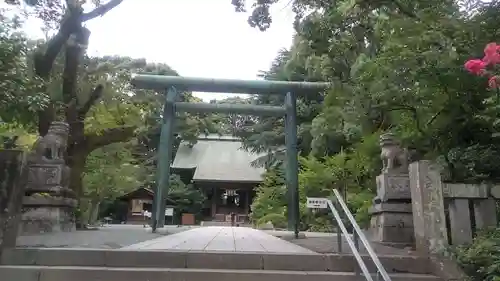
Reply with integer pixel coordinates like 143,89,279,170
116,187,175,224
171,135,265,224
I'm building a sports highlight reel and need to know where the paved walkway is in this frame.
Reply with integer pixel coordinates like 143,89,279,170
16,225,165,249
122,226,316,253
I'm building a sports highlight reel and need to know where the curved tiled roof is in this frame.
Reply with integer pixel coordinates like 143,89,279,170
171,135,265,183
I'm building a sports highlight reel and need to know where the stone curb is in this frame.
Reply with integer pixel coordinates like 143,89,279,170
1,248,432,274
0,266,442,281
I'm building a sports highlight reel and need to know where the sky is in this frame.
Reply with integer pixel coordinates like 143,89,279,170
19,0,296,101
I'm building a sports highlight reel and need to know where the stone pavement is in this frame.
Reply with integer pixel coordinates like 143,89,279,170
122,226,316,253
16,225,166,249
15,224,412,255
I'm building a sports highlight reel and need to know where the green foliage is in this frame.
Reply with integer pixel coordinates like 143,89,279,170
83,142,141,201
245,0,500,237
251,138,377,230
209,97,255,136
454,228,500,281
82,142,142,223
250,169,287,225
167,174,206,215
239,3,500,281
0,123,37,150
256,213,287,229
298,143,376,229
0,11,48,125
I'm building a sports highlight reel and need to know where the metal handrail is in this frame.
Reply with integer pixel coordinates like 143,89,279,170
327,189,392,281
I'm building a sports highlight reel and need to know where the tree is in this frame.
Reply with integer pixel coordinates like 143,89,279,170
245,0,500,231
249,169,288,228
5,1,161,205
0,11,48,126
232,44,326,169
167,174,206,217
82,141,141,225
208,96,256,136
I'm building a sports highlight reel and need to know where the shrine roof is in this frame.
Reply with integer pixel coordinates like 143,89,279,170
117,187,175,204
171,134,265,183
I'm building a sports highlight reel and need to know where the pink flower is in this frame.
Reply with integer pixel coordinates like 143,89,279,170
483,43,500,65
488,76,500,89
465,59,487,75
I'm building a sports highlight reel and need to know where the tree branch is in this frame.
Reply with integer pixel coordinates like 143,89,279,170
63,47,80,113
81,0,124,22
38,102,56,136
34,0,122,78
78,85,104,119
426,107,445,127
386,104,426,135
85,126,137,152
33,16,78,78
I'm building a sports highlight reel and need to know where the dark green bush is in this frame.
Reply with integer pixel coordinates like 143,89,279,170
454,228,500,281
256,213,287,229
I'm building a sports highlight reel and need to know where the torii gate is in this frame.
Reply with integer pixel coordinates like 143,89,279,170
131,74,329,237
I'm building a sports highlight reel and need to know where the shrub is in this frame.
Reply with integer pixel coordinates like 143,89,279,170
256,213,287,229
454,228,500,281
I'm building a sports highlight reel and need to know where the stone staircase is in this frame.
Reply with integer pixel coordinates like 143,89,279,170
0,248,444,281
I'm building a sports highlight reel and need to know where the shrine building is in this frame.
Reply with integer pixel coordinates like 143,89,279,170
171,134,265,224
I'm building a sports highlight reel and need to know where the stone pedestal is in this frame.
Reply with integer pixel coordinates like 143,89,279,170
20,205,76,233
369,173,414,246
19,122,76,235
369,202,414,245
20,163,76,235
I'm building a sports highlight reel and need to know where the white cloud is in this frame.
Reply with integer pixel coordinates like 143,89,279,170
17,0,295,101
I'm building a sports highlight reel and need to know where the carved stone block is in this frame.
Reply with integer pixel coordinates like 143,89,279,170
442,183,489,199
448,198,472,245
370,211,414,244
27,164,62,186
409,161,448,254
376,173,411,202
491,185,500,199
369,202,413,215
23,196,78,208
474,198,498,229
20,206,75,234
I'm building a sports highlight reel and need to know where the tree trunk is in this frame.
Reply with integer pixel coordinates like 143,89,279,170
87,200,100,225
68,153,86,199
67,146,87,229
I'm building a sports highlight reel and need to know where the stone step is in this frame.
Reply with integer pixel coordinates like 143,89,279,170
0,265,442,281
2,248,432,274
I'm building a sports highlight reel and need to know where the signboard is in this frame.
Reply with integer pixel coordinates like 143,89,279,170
306,197,328,209
165,208,174,216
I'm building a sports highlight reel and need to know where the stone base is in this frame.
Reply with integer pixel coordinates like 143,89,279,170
369,203,414,244
20,206,75,235
376,173,411,202
373,241,415,249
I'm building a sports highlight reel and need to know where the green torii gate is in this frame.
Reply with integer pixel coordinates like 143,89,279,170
131,74,330,237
